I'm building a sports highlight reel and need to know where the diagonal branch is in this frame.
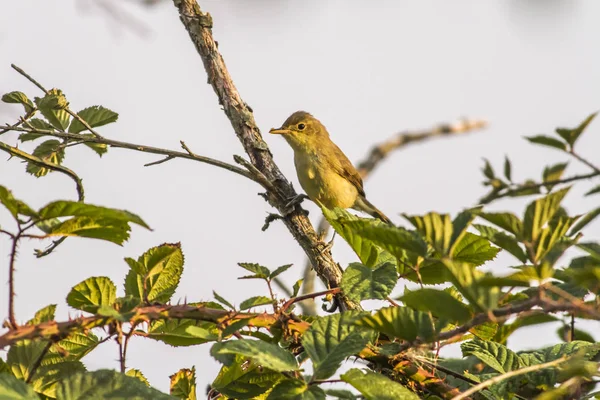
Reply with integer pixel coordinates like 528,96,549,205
171,0,360,310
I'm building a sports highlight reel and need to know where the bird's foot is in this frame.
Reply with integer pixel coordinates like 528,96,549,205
283,193,309,215
319,232,337,254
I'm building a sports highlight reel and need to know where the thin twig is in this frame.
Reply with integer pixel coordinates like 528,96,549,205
452,356,568,400
569,149,600,174
0,125,256,183
280,288,340,313
7,229,22,329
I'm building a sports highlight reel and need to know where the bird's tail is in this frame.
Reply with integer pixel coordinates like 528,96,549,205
353,195,393,224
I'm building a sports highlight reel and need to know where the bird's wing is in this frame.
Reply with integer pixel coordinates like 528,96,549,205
328,142,366,197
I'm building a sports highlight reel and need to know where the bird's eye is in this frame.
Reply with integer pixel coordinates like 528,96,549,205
297,123,306,131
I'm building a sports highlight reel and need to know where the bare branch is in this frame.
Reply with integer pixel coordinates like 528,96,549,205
171,0,360,310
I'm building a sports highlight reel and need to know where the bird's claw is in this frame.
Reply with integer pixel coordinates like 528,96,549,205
283,194,309,215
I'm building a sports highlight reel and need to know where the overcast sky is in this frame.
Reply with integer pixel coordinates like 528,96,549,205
1,0,599,392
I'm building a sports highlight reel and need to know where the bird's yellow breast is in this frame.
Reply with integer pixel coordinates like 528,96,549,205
294,152,358,209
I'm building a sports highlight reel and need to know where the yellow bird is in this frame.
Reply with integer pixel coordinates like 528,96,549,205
270,111,392,224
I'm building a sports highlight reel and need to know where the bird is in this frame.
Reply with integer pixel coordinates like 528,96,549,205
269,111,392,224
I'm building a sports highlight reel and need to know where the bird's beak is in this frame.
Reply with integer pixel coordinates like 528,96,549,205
269,127,291,135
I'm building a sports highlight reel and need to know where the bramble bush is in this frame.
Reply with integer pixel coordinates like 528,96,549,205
1,2,600,400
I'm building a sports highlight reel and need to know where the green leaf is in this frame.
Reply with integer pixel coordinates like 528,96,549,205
482,158,495,180
124,243,184,303
292,279,303,298
147,319,218,346
46,217,140,244
400,288,471,323
2,91,35,113
543,162,568,190
356,306,446,342
478,212,523,237
555,112,597,147
557,325,595,343
533,216,577,263
126,369,150,386
450,208,479,253
403,212,453,254
341,262,397,302
302,311,373,380
39,201,149,228
474,224,528,262
270,264,293,279
322,207,397,268
66,276,116,313
477,267,536,287
325,389,358,399
523,187,570,242
34,89,70,131
52,331,100,361
461,339,521,373
19,119,55,142
239,296,274,310
0,373,39,399
26,140,65,177
267,380,326,400
451,232,500,265
470,322,499,340
27,304,56,325
237,262,271,280
345,220,428,259
341,369,419,400
213,291,234,309
56,369,176,399
443,261,500,312
170,367,196,400
504,156,512,181
80,134,108,157
212,355,282,399
0,186,37,220
211,340,299,372
525,135,567,151
68,105,118,133
569,207,600,236
585,185,600,196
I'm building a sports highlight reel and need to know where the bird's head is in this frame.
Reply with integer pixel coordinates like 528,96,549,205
269,111,329,151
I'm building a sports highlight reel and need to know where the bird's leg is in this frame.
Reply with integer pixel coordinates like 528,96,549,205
282,193,310,215
319,231,337,254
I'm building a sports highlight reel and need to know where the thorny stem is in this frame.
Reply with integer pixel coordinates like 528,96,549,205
7,228,22,329
121,322,138,373
280,288,340,313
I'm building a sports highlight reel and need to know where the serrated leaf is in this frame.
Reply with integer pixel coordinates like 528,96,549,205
148,319,218,346
80,134,108,157
478,212,523,237
341,369,419,400
302,312,373,380
56,369,175,399
237,262,270,280
443,261,500,311
34,89,70,131
68,105,118,133
66,276,116,313
27,304,56,325
124,243,184,303
269,264,293,280
240,296,273,311
523,187,570,242
356,306,447,342
0,373,39,399
0,186,37,220
267,379,326,400
126,369,150,386
451,232,500,265
46,217,133,244
39,201,149,228
322,207,397,268
533,216,577,264
525,135,567,151
325,389,358,399
470,321,498,340
211,340,299,372
213,291,234,309
212,354,283,399
2,91,35,113
26,139,65,177
292,279,303,298
461,339,521,373
341,262,397,302
52,331,100,361
555,112,597,147
400,288,471,323
403,212,453,254
19,118,55,142
474,224,528,262
170,367,196,400
451,208,479,253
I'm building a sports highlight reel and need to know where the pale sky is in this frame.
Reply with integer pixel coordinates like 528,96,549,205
1,0,599,392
